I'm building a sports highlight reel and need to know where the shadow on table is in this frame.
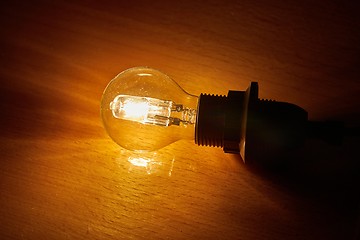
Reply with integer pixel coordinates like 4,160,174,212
236,134,360,212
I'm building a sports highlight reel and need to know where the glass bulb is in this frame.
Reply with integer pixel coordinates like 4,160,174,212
101,67,198,151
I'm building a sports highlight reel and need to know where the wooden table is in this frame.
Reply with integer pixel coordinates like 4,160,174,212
1,0,359,239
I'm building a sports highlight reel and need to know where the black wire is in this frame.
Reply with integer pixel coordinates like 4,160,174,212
344,127,360,137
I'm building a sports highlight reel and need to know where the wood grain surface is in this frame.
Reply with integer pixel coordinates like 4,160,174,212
1,0,359,239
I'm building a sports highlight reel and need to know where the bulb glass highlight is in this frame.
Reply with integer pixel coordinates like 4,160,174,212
101,67,198,151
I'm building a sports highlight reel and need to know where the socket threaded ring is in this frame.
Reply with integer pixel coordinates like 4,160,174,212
195,94,227,147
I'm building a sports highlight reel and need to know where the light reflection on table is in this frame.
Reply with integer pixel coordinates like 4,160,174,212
118,149,175,176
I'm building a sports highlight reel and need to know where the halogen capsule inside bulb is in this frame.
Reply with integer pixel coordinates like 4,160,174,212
101,67,198,151
110,95,196,126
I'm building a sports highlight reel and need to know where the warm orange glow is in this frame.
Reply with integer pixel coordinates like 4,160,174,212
2,1,357,239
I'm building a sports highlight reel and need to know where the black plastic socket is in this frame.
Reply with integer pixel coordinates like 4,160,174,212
195,82,344,163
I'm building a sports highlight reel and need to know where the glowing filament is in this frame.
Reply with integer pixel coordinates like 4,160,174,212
110,95,173,126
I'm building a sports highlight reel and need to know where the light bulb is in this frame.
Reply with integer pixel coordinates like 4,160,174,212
101,66,345,163
101,67,198,151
